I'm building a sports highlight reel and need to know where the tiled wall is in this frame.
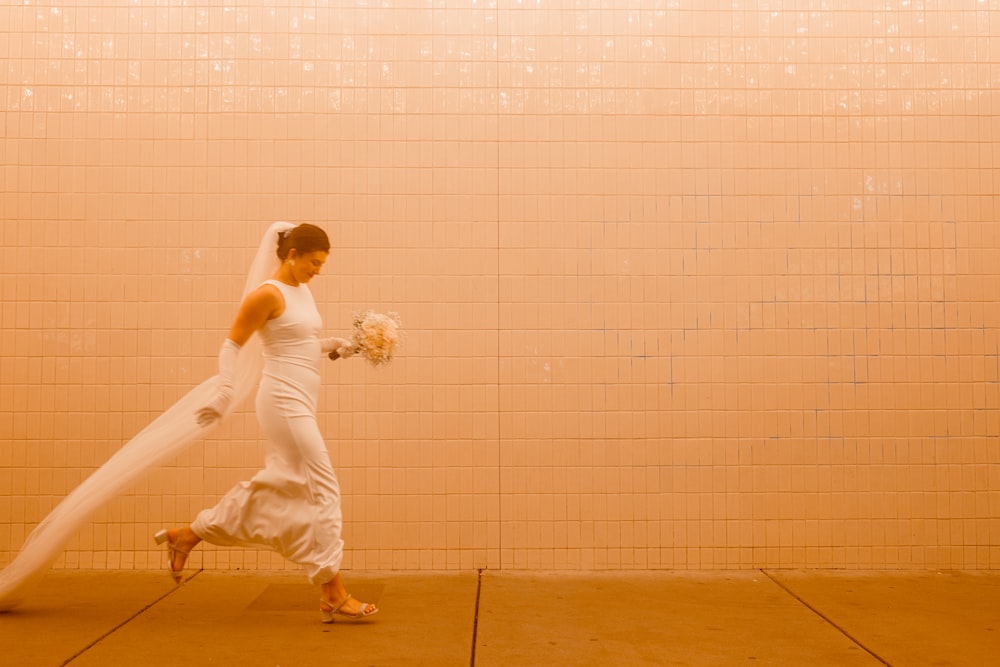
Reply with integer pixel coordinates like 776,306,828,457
2,1,999,573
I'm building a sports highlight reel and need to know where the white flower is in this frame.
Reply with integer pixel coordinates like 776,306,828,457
351,310,402,366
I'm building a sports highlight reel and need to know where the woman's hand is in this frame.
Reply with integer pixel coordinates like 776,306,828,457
328,344,357,361
197,384,233,427
196,406,222,427
321,336,356,360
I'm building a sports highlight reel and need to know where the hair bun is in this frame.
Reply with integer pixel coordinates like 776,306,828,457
275,223,330,261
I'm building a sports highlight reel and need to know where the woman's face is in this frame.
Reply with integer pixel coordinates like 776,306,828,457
289,249,329,283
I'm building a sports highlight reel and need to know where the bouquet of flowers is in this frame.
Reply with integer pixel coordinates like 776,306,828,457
330,310,402,366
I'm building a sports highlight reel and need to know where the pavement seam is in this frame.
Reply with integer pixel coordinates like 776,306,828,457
60,570,203,666
469,568,483,667
761,569,891,667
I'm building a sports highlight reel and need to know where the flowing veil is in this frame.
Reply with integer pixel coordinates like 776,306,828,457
0,221,295,611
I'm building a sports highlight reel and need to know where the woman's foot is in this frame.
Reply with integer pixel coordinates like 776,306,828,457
319,594,379,623
320,574,379,622
154,527,201,583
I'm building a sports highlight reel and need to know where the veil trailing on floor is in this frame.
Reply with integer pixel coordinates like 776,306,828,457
0,221,294,611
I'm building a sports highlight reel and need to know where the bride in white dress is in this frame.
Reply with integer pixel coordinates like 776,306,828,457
156,223,378,622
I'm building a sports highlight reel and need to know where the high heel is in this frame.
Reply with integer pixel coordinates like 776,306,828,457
154,529,190,583
319,594,379,623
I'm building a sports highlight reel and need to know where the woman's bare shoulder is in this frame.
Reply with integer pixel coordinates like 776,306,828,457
242,282,284,318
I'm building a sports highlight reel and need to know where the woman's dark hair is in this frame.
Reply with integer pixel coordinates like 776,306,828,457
276,223,330,260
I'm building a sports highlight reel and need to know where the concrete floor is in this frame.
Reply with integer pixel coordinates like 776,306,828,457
1,569,997,666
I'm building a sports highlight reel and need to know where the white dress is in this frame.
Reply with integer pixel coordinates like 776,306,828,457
192,279,344,585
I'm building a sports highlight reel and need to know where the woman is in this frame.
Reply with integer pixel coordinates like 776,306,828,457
155,223,378,622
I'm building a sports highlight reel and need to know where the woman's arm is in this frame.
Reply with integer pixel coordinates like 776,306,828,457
195,284,283,426
226,284,283,346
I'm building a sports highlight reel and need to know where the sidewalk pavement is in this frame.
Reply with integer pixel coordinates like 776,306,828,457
1,569,997,666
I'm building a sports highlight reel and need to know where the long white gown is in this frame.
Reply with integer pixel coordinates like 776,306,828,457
192,278,344,584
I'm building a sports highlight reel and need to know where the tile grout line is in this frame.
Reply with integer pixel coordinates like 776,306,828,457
494,3,502,569
61,570,202,666
469,568,483,667
760,570,891,667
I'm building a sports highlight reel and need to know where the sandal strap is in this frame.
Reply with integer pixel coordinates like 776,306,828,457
167,542,190,556
319,594,354,614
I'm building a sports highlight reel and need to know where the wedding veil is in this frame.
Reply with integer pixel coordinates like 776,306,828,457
0,221,295,611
